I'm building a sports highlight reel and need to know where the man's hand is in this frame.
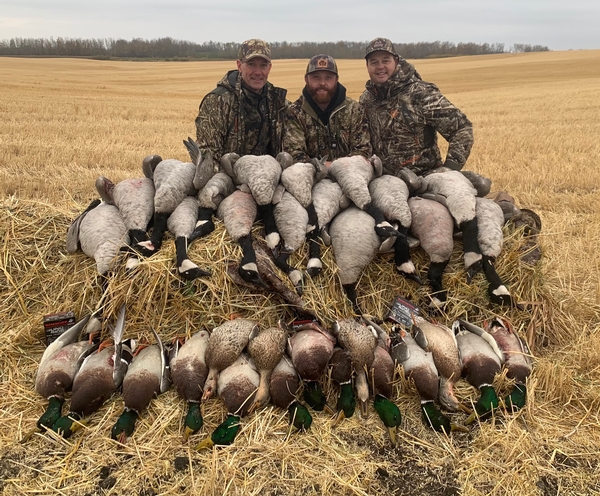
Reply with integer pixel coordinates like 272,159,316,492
443,159,461,171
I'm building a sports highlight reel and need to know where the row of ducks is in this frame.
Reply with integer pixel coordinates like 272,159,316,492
28,304,533,447
67,139,534,315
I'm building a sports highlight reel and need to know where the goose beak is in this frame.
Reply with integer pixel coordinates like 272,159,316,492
402,272,423,285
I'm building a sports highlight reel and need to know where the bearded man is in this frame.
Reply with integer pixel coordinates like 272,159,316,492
284,54,371,163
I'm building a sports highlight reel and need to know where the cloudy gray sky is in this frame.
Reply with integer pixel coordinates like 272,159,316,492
1,0,599,51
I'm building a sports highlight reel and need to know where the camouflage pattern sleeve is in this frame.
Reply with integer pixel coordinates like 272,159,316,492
194,93,231,162
348,102,372,159
283,103,311,163
418,83,473,169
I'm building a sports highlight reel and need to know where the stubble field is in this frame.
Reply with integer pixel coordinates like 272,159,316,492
1,50,600,495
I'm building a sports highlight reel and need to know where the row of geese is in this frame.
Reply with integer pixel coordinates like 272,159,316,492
66,139,528,313
28,305,533,447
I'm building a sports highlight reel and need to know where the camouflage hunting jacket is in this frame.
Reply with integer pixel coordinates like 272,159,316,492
284,84,372,163
360,58,473,177
195,70,288,161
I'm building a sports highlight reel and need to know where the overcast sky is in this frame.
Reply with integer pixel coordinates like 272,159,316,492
1,0,599,51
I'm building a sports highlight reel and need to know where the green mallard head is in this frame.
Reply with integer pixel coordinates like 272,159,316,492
52,412,85,438
37,397,65,430
336,382,356,421
183,402,203,441
197,415,241,449
111,409,138,443
288,401,313,431
373,395,401,445
505,384,527,412
420,402,469,434
466,385,499,424
421,401,452,433
303,381,327,411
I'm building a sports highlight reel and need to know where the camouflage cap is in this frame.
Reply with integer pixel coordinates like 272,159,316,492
365,37,398,59
306,54,338,75
238,39,271,62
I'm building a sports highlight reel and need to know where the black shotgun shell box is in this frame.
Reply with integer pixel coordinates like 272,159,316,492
43,311,76,345
387,296,420,328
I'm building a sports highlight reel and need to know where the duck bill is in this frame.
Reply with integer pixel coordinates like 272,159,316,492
323,402,336,416
387,426,397,446
465,411,479,425
196,437,215,451
359,400,369,418
70,417,89,433
201,387,214,402
183,426,195,442
247,400,261,415
332,409,346,426
20,427,38,443
450,423,470,433
458,403,473,415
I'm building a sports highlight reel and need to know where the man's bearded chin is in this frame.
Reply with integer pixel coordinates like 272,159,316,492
308,86,335,104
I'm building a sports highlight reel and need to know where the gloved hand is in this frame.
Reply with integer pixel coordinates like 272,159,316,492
398,168,427,195
443,159,462,171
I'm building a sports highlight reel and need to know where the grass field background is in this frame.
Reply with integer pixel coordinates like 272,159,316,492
1,51,600,495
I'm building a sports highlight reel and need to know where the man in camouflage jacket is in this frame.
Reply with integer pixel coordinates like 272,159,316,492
195,39,288,161
284,54,371,163
360,38,473,177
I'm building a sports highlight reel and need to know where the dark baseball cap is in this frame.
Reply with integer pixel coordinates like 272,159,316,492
365,38,398,59
306,54,338,75
238,39,271,62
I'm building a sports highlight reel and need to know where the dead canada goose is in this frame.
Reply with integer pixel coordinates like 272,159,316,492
167,196,211,281
369,174,421,284
329,206,382,314
95,175,155,258
328,154,399,238
407,196,455,309
217,189,264,286
220,152,291,249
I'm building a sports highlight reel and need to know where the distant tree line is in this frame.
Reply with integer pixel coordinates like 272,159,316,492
0,37,549,60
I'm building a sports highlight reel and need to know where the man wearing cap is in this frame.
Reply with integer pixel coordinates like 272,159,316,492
194,39,288,162
284,54,371,163
360,38,473,177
